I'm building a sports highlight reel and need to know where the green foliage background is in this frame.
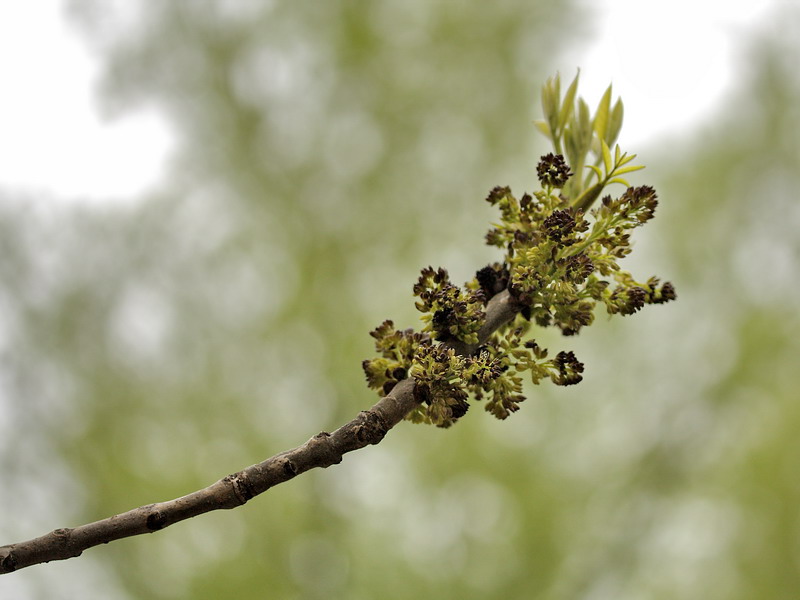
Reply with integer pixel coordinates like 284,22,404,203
1,2,799,598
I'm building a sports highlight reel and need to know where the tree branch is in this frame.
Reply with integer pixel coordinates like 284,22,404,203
0,290,520,574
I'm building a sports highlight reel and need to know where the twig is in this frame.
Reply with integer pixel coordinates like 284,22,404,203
0,290,520,574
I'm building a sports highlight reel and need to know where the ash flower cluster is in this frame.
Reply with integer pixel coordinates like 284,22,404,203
363,75,676,427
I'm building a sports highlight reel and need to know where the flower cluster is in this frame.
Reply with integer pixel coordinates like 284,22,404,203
362,320,428,396
363,314,594,427
413,267,486,345
363,74,676,427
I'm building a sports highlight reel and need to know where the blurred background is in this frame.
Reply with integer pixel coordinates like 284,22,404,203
1,1,798,598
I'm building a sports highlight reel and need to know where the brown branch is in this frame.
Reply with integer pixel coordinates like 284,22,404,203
0,290,520,574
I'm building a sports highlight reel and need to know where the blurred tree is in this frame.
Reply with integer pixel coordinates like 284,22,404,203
2,2,799,600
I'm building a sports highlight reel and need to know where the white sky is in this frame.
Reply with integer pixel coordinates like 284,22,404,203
565,0,778,149
0,0,782,204
0,0,172,203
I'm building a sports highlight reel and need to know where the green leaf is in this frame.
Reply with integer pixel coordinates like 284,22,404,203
577,99,593,155
616,151,637,166
601,139,612,177
558,70,580,131
564,125,580,166
543,74,563,137
541,79,556,125
587,164,603,180
608,178,631,187
578,98,591,128
613,164,646,176
593,84,613,142
608,99,624,146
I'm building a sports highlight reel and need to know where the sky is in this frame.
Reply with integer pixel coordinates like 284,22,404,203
0,0,173,202
0,0,781,204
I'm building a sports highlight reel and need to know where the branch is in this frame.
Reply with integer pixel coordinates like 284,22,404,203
0,290,520,574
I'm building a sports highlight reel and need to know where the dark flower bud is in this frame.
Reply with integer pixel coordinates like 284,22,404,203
537,153,573,188
475,263,510,299
620,185,658,223
486,185,511,205
413,382,432,405
554,350,585,386
450,399,469,419
564,253,595,283
659,281,677,303
432,308,454,330
475,265,497,295
485,229,504,247
514,230,534,246
554,350,579,369
369,320,395,340
627,286,646,313
543,209,576,242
